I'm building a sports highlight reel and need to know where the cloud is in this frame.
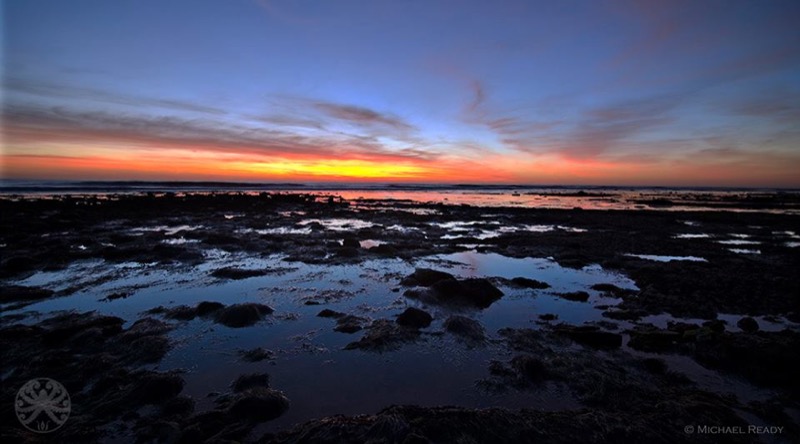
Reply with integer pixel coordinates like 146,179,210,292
3,78,228,115
1,104,434,164
313,102,415,131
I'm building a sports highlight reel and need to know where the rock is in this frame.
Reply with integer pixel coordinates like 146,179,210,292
510,355,549,382
371,244,399,256
211,267,268,279
133,372,185,404
702,319,727,333
334,315,369,333
590,283,628,296
602,308,647,321
335,246,360,258
396,307,433,329
538,313,558,321
238,347,274,362
737,316,759,333
557,291,590,302
227,387,289,422
400,268,455,286
344,319,420,351
232,373,270,392
510,277,550,289
214,303,274,328
555,325,622,349
0,285,54,303
121,317,173,339
443,315,485,342
409,278,503,309
197,301,225,316
627,329,681,352
162,395,195,417
342,237,360,248
317,309,345,318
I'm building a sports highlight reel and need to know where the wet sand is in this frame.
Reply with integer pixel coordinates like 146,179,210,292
1,192,798,443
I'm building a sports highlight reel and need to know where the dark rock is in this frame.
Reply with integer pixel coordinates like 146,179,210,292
197,301,225,316
555,325,622,349
510,355,549,382
371,244,399,256
317,309,345,318
232,373,270,392
238,347,274,362
590,283,628,296
335,246,360,257
162,395,195,417
132,372,185,404
627,329,681,352
702,319,727,333
344,319,420,351
0,285,54,304
443,315,485,342
211,267,268,279
538,313,558,321
400,268,455,286
396,307,433,329
342,237,360,248
737,316,759,333
409,278,503,309
510,277,550,289
334,315,369,333
227,387,289,422
214,303,274,328
602,308,647,321
557,291,590,302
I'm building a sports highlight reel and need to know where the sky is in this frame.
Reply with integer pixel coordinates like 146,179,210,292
1,0,799,186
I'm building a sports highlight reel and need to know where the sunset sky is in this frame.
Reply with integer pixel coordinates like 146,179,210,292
2,0,799,186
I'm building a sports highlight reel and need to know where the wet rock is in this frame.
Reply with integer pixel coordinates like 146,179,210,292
554,325,622,349
0,285,53,304
197,301,225,316
666,321,700,334
335,246,360,258
146,304,198,321
122,317,174,338
334,315,369,333
42,313,125,346
443,315,485,342
396,307,433,329
510,355,549,382
602,308,647,321
317,308,345,318
232,373,270,392
371,244,399,256
162,395,195,417
344,319,420,351
124,334,172,364
342,237,360,248
214,303,274,328
737,316,759,333
227,387,290,422
538,313,558,321
211,267,269,279
702,319,727,333
400,268,455,286
238,347,274,362
590,283,629,296
627,328,681,352
132,372,185,404
510,277,550,289
406,278,503,309
556,291,590,302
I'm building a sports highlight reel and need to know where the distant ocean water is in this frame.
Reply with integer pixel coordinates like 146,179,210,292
1,179,794,193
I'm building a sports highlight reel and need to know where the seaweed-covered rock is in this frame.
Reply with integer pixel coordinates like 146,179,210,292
736,316,759,333
510,277,550,289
